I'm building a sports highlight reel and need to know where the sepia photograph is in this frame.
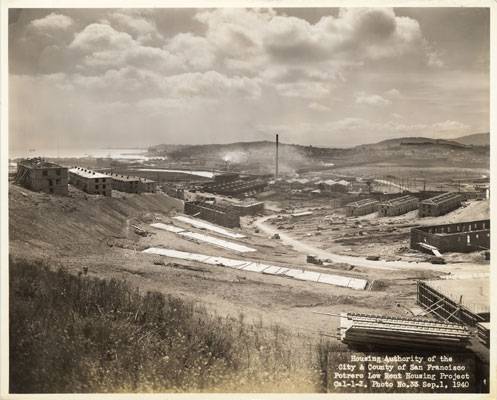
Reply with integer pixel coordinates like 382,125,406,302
1,1,494,397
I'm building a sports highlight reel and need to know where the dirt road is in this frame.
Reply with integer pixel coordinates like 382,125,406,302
253,215,487,274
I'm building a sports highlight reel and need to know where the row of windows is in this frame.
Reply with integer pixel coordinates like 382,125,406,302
42,169,62,176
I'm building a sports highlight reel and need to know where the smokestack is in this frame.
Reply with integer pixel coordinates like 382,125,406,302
275,133,279,180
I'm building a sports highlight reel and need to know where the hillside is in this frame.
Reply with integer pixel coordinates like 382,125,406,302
453,133,489,146
9,185,183,257
147,135,489,174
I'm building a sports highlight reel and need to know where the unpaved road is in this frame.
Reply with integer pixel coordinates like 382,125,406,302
253,215,488,274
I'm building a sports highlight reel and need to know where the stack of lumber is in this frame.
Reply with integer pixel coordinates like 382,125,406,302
476,322,490,348
338,312,470,350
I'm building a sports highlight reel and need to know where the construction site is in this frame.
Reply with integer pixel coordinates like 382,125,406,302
8,134,490,392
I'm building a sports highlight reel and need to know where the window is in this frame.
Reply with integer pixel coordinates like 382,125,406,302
95,178,99,183
49,188,54,194
56,169,61,176
56,179,60,184
103,184,106,189
42,170,48,176
95,185,99,190
49,179,53,186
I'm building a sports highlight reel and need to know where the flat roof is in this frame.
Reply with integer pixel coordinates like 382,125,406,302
69,167,110,179
424,278,489,315
108,173,154,183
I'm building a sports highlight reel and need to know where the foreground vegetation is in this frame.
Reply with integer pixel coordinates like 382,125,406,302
10,258,346,393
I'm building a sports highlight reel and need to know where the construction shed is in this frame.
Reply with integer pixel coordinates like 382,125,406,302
410,219,489,253
417,278,489,326
378,195,419,217
344,198,379,217
184,201,240,228
69,167,112,196
418,192,463,217
108,173,156,193
15,158,68,195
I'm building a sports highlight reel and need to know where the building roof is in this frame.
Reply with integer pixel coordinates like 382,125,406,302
421,192,462,205
69,167,109,179
346,198,379,208
380,195,418,207
18,158,65,169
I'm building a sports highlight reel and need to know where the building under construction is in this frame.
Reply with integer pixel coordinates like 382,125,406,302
378,195,419,217
229,201,265,216
108,173,156,193
69,167,112,197
410,219,489,253
417,278,489,327
184,201,240,228
201,178,267,197
15,158,68,195
344,198,380,217
418,192,463,217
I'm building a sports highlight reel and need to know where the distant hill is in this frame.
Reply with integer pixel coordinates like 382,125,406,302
148,135,489,173
452,133,489,146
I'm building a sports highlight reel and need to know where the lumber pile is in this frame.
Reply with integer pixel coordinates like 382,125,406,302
476,322,490,348
337,312,470,350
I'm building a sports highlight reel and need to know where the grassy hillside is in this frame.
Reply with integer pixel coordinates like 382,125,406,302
10,259,322,393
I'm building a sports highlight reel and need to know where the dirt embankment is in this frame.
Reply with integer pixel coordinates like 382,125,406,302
9,185,183,258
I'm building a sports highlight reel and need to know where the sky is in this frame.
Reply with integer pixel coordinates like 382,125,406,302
8,7,490,150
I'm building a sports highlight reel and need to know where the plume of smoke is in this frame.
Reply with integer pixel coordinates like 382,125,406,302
219,143,311,175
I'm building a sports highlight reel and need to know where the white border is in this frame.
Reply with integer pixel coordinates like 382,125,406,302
0,1,495,399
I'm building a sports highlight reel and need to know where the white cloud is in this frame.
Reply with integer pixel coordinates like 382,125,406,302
355,92,391,106
275,81,330,98
385,88,401,98
30,13,74,31
309,102,331,111
69,23,134,51
432,120,470,132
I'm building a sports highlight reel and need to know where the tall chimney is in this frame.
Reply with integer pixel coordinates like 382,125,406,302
275,133,279,180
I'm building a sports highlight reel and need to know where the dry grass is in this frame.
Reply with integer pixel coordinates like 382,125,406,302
10,258,329,393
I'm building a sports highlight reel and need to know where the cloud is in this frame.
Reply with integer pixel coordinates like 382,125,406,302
110,11,162,43
432,120,470,132
69,23,134,51
275,81,330,98
309,102,331,111
30,13,74,31
385,88,401,98
355,92,391,106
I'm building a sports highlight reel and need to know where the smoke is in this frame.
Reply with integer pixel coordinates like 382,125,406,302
219,144,311,176
222,151,248,164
